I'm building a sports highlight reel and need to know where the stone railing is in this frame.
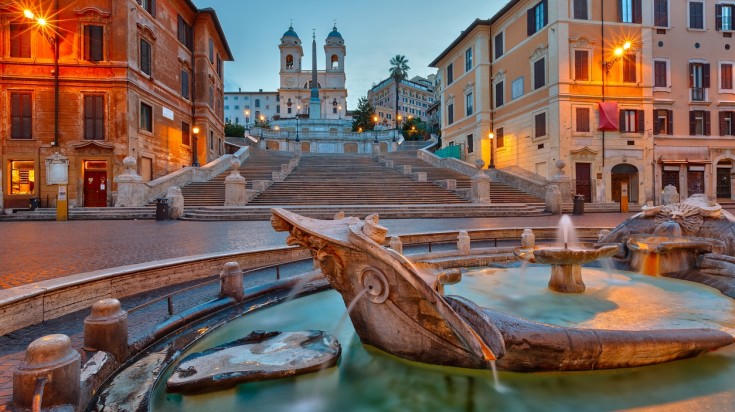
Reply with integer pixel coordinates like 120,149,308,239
144,146,250,202
251,126,399,141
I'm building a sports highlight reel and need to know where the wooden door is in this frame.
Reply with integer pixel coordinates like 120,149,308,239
687,170,705,196
717,168,731,199
575,163,591,202
611,176,628,203
84,170,107,207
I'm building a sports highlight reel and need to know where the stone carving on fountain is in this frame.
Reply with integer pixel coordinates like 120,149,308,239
599,195,735,295
271,208,733,372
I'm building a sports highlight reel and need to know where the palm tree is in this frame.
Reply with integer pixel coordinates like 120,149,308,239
389,55,410,131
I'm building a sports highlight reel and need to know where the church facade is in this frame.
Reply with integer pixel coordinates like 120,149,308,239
277,25,347,120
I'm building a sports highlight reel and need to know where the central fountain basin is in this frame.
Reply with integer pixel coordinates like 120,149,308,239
626,235,725,276
151,266,735,411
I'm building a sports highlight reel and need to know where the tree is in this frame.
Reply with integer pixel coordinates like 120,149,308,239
389,55,410,129
401,117,428,140
351,97,377,132
224,121,246,138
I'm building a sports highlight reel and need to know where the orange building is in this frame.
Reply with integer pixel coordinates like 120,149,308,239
1,0,232,208
433,0,735,205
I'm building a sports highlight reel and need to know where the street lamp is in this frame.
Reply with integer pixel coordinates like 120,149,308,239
244,109,250,130
488,132,495,169
25,8,59,147
372,115,379,143
395,114,402,142
338,105,342,120
604,41,631,73
295,105,301,142
192,126,200,167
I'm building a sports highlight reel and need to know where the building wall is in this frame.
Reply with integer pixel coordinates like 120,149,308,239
368,77,436,130
224,91,280,126
0,0,230,208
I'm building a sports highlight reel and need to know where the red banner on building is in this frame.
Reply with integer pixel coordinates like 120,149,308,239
598,102,619,131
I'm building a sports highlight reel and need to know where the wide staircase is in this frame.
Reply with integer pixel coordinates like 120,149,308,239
179,149,293,206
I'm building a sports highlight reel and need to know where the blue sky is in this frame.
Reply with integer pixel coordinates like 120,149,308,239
194,0,505,109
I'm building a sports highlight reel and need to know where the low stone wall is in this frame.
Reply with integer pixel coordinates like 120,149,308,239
0,245,310,336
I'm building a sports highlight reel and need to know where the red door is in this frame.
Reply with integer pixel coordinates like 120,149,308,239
84,170,107,207
575,163,591,202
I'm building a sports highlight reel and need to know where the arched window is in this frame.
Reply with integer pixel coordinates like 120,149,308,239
331,54,339,70
286,55,294,69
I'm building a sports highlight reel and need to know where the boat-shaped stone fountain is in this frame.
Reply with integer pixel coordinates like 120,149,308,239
270,207,734,372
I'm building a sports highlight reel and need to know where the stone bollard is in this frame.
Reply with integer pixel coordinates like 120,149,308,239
457,230,471,255
400,165,412,174
334,211,345,220
225,159,248,206
389,236,403,254
661,184,680,205
545,185,562,214
166,186,184,219
13,334,81,410
372,142,381,157
114,156,146,207
470,173,490,203
220,262,245,301
521,228,536,248
384,160,394,168
84,299,128,362
412,172,427,182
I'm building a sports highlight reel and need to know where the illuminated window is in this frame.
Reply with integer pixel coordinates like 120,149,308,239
10,160,35,195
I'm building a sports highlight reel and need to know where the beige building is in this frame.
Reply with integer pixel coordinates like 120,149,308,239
224,90,280,126
432,0,735,205
367,75,436,129
1,0,232,208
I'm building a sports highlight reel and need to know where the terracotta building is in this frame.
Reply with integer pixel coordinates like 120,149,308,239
1,0,232,208
432,0,735,205
367,75,436,129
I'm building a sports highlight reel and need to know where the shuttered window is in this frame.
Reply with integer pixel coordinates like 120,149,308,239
623,53,636,83
496,128,505,148
10,24,31,58
576,108,590,132
689,110,710,136
720,112,735,136
495,81,504,108
182,122,191,146
84,95,105,140
11,92,32,139
140,102,153,132
139,0,156,16
85,25,104,62
619,109,644,133
527,0,548,35
573,0,588,19
534,58,546,89
181,70,190,99
177,15,193,50
619,0,642,23
574,50,589,80
654,0,668,27
535,113,546,138
653,109,673,135
140,39,152,75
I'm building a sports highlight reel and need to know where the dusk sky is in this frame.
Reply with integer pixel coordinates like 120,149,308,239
193,0,506,109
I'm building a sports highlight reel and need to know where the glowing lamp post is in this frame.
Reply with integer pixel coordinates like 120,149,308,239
192,126,200,167
488,132,495,169
604,41,631,73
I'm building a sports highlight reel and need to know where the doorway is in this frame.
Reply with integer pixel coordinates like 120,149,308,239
717,163,732,199
611,163,639,203
575,163,591,202
83,161,107,207
687,166,705,196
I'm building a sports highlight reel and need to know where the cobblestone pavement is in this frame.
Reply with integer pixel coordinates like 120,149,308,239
0,213,636,289
0,212,637,410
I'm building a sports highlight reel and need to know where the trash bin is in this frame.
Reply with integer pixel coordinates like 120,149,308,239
29,198,41,211
155,197,169,221
573,194,585,215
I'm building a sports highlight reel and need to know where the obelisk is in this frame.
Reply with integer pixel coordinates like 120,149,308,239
309,30,321,119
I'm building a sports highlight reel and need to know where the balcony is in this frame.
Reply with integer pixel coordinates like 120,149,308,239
691,87,705,102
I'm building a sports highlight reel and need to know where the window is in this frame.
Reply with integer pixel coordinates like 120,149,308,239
84,95,105,140
574,50,589,80
494,32,504,59
512,77,524,99
495,81,504,108
210,131,214,150
467,134,474,154
527,0,548,36
9,160,35,195
84,25,104,62
447,64,454,85
182,122,190,146
208,38,214,62
720,111,735,136
209,86,214,107
140,0,156,16
689,1,704,29
10,24,31,58
535,112,546,138
722,63,734,90
654,60,668,87
689,110,711,135
496,127,505,148
255,99,261,108
10,92,32,139
533,58,546,89
717,4,735,30
181,70,189,99
140,102,152,132
689,62,710,101
216,54,222,78
574,0,588,19
466,92,473,116
619,0,642,23
286,54,294,69
448,103,454,124
575,108,590,132
465,48,473,72
140,39,152,75
654,109,673,135
620,109,644,132
177,16,193,50
623,53,636,82
654,0,669,27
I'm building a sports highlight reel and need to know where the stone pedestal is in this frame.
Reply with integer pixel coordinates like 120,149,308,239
521,229,535,248
389,236,403,254
225,159,247,206
470,173,490,203
549,160,573,203
548,264,586,293
545,185,562,214
166,186,184,219
400,165,412,174
661,184,680,205
457,230,471,255
14,334,81,410
84,299,128,362
372,143,381,157
220,262,245,301
114,156,146,207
